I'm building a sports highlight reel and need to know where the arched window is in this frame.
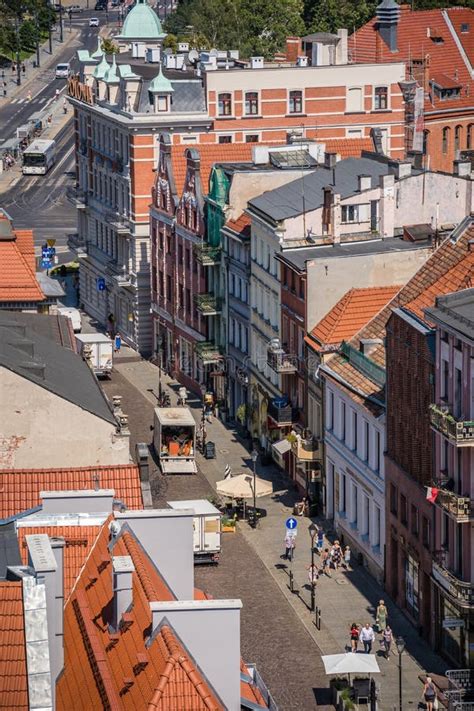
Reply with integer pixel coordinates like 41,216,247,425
454,125,462,152
467,124,473,150
442,126,450,154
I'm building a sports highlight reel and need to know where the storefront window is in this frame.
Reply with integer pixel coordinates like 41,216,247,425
405,554,419,619
441,598,462,665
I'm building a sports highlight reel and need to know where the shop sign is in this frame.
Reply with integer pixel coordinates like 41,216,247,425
442,618,465,630
68,77,94,105
432,561,459,599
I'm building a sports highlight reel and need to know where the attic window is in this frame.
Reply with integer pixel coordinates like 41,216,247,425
461,23,469,33
430,35,444,44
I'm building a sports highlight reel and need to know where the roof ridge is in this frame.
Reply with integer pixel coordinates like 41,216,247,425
66,514,113,603
121,531,162,602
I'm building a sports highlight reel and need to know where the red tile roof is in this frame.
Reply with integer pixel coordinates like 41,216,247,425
225,213,251,238
57,521,224,711
0,465,143,520
349,6,474,112
0,581,28,710
0,217,44,304
324,137,374,158
17,525,101,598
307,285,401,352
171,143,255,196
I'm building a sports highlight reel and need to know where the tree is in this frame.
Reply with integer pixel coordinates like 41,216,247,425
163,33,178,53
101,38,119,54
307,0,377,34
240,0,305,57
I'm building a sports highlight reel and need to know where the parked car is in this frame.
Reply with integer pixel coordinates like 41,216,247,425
55,63,70,79
68,4,83,13
89,16,99,26
94,0,107,9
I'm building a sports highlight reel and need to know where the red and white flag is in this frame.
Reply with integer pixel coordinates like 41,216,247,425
426,487,439,504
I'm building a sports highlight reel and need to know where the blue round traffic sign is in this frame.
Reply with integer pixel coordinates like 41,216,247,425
286,517,298,530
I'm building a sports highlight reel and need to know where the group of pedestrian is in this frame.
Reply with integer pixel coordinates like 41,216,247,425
348,600,393,658
319,539,351,577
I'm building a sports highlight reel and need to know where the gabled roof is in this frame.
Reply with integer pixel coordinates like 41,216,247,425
349,6,474,112
224,213,251,239
0,217,44,304
57,520,224,710
170,143,255,197
0,581,28,710
324,137,374,158
0,465,142,520
308,285,401,352
0,312,116,425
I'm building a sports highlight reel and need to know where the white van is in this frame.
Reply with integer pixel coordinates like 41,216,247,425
55,63,70,79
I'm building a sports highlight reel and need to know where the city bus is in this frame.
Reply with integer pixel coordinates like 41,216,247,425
22,139,57,175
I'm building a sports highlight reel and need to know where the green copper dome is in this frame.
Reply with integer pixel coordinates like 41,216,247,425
149,65,173,93
120,0,165,40
93,53,110,79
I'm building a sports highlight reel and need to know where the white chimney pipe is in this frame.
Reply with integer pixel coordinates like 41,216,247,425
112,556,135,630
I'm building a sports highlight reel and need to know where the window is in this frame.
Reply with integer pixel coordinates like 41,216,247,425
442,126,450,154
352,411,358,451
442,512,450,548
341,401,346,441
375,430,381,472
461,22,469,32
374,86,388,110
400,494,408,526
442,358,449,399
467,124,473,150
328,391,334,430
351,484,358,526
455,125,462,152
218,93,232,116
166,275,172,301
422,515,431,548
178,244,183,264
185,288,191,312
288,90,303,114
156,95,168,112
373,505,381,547
346,86,363,112
454,368,462,418
364,420,369,461
341,204,360,223
185,247,190,270
245,91,259,115
390,483,398,516
340,472,346,514
245,134,259,143
218,135,232,144
411,505,419,537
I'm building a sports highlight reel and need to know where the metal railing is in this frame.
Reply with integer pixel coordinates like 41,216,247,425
194,293,221,315
194,243,221,265
267,345,298,374
267,401,299,426
430,404,474,445
432,559,474,607
434,486,472,523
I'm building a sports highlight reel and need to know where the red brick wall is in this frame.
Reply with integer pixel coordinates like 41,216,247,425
425,116,473,172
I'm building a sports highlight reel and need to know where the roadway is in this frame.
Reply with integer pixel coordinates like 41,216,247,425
0,10,117,256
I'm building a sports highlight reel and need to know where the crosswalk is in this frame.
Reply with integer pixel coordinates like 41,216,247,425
10,96,50,105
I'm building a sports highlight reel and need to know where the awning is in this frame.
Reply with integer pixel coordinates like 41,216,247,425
322,653,380,675
160,459,197,474
272,438,291,455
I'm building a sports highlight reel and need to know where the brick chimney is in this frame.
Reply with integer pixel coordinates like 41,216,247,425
286,36,301,63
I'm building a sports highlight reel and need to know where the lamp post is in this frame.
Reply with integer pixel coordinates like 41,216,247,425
308,523,317,612
157,332,163,399
396,636,405,711
251,450,258,527
200,383,207,454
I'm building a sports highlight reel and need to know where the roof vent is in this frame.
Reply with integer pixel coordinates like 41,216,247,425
9,337,34,357
376,0,400,52
250,56,264,69
20,362,45,380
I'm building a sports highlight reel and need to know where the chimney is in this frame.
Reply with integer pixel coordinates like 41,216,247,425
40,489,115,514
150,599,242,711
112,556,134,630
396,160,412,179
359,338,384,356
453,159,471,177
50,537,65,681
285,36,301,63
115,509,195,600
358,175,372,191
376,0,401,53
250,56,264,69
336,28,348,64
379,174,395,238
325,152,338,169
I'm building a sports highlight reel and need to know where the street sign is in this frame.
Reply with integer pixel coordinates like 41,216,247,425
443,618,465,630
41,258,52,269
286,517,298,531
96,277,106,291
46,239,56,248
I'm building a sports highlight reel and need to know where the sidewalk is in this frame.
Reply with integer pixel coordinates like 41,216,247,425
106,354,448,711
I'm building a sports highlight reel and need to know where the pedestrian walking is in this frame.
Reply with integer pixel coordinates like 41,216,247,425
63,98,68,114
350,622,360,653
316,527,324,554
21,64,25,74
114,332,122,353
26,90,32,101
343,545,351,570
422,676,437,711
307,563,319,589
321,548,331,577
284,531,296,561
376,599,388,633
332,540,342,570
360,623,375,654
382,625,393,660
55,88,60,100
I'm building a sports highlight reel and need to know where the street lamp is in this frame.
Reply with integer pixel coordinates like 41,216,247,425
157,332,163,399
251,450,258,528
396,636,405,711
308,523,317,612
200,383,207,454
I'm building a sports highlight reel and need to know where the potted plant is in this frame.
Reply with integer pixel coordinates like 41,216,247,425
330,677,349,705
221,514,237,533
339,688,355,711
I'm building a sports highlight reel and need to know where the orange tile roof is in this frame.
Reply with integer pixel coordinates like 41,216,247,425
308,285,401,352
0,217,44,304
17,525,101,598
171,143,255,196
349,6,474,112
225,213,251,238
324,137,374,158
0,465,143,520
0,581,28,710
57,521,224,711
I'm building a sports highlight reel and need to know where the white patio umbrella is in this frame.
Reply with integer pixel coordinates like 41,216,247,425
322,653,381,675
216,472,273,499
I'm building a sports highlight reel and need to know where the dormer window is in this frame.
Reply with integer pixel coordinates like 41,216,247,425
461,23,469,33
431,75,461,101
157,95,169,112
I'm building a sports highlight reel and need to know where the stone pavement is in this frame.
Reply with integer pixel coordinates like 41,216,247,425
103,352,447,710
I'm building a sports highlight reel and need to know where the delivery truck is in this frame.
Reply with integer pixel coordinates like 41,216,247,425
75,333,113,378
168,499,221,564
153,407,197,474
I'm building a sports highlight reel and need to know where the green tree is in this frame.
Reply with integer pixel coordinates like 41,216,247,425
101,37,119,54
240,0,305,57
307,0,377,34
163,32,178,53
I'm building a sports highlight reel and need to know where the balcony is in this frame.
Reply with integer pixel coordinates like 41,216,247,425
291,434,321,462
268,399,299,427
430,404,474,446
194,243,221,266
432,559,474,608
194,340,223,365
434,486,472,523
267,342,298,374
194,293,221,316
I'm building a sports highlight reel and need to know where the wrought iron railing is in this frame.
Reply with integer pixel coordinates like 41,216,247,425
430,404,474,445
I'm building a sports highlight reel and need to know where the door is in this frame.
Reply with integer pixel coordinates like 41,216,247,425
204,516,221,552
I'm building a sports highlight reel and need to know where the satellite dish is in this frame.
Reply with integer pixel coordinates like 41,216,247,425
209,48,218,57
188,49,199,64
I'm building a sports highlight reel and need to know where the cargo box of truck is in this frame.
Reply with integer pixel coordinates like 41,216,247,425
153,407,197,474
75,333,113,378
168,499,221,563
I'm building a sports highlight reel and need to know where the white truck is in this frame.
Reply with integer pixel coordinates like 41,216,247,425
168,499,221,564
153,407,197,474
75,333,113,378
